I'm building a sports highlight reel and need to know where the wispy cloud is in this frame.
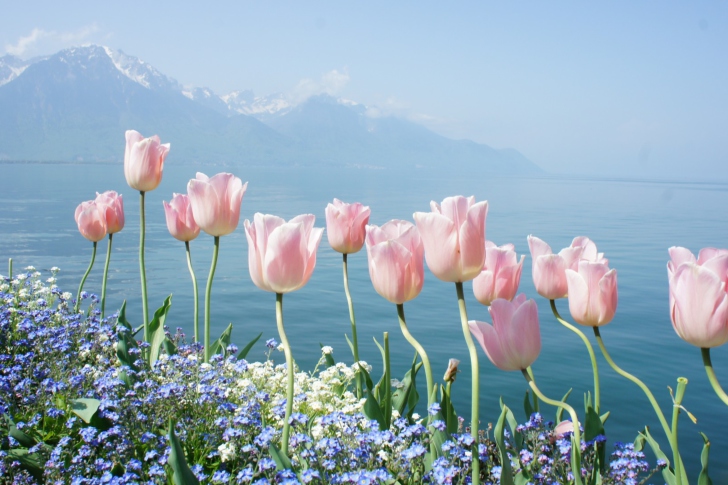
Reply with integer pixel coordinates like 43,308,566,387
4,24,103,58
291,68,350,103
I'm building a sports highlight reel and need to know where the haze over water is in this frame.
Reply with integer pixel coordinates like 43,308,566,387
2,161,728,480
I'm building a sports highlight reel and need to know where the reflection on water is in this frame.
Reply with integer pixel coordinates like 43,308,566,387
2,162,728,480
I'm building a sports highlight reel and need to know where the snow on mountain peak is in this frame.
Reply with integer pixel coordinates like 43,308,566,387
100,45,180,91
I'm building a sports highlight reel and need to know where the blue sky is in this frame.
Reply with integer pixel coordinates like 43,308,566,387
2,2,726,179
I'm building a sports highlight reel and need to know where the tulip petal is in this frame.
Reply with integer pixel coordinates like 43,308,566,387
672,263,728,348
413,211,459,282
368,240,410,304
264,222,308,293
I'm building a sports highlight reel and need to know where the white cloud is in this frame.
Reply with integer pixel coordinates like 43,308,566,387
4,24,102,58
291,68,350,103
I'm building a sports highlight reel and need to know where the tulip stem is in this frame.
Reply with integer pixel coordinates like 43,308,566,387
100,234,113,319
75,242,97,313
456,282,479,485
593,327,676,459
670,378,688,485
397,304,434,411
522,369,583,485
276,292,295,456
7,258,12,280
702,348,728,405
343,253,362,398
186,241,199,343
139,191,149,342
550,300,600,412
204,236,220,363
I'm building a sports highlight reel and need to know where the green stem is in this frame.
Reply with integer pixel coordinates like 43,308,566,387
702,347,728,405
592,327,673,447
276,292,295,456
100,234,113,319
343,253,362,398
456,282,479,485
7,258,12,280
139,191,149,341
204,236,220,363
397,304,434,410
186,241,199,343
670,378,688,485
550,300,600,412
522,369,583,485
75,242,97,313
384,332,391,426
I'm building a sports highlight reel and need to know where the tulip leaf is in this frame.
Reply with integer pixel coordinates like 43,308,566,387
635,427,677,485
163,337,177,357
698,432,713,485
392,355,422,422
237,332,263,361
523,390,534,420
495,404,515,485
7,449,44,480
167,419,200,485
318,343,336,368
115,301,140,385
583,396,606,473
600,411,610,425
69,398,102,424
345,333,356,359
555,388,572,423
500,397,523,450
269,443,294,471
148,295,173,365
440,384,459,436
208,322,233,357
359,364,387,430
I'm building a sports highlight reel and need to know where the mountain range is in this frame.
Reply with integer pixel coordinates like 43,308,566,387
0,45,540,173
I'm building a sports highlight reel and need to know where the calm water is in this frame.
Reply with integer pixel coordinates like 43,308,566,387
2,161,728,480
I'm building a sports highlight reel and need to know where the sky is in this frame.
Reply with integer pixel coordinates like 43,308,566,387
1,1,727,179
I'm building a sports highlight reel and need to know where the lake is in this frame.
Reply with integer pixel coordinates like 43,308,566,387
2,161,728,481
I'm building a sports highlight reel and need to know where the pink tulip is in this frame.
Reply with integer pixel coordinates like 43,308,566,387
94,191,125,234
244,213,324,293
413,195,488,283
668,246,728,348
187,172,248,237
365,220,425,304
527,235,606,300
325,198,371,254
469,294,541,371
473,241,525,305
123,130,170,192
74,201,107,242
163,193,200,242
565,260,618,326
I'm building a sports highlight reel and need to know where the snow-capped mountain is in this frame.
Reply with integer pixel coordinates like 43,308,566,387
0,54,31,86
0,44,540,173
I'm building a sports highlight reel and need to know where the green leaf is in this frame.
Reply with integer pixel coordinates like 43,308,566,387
7,449,44,480
69,398,101,424
439,384,459,436
319,343,336,368
345,333,356,357
208,322,233,357
167,419,200,485
523,390,534,419
495,404,515,485
636,427,676,485
698,432,713,485
600,411,610,425
163,337,178,356
359,365,387,429
583,397,606,474
500,397,523,450
269,443,294,471
391,355,422,420
117,300,132,330
237,332,263,360
555,388,572,423
148,295,173,365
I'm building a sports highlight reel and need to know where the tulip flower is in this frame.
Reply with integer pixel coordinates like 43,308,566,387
667,246,728,348
473,241,525,306
94,191,125,318
413,195,488,283
187,172,247,237
469,294,541,371
325,198,371,254
163,193,200,242
123,130,170,192
325,198,371,397
163,193,202,342
365,220,424,304
124,129,170,338
244,212,323,456
528,235,604,300
75,201,107,243
366,220,435,432
95,191,125,234
565,260,618,327
74,200,107,312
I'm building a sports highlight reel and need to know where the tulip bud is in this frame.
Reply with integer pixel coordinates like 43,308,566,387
325,198,371,254
443,358,461,383
123,130,170,192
